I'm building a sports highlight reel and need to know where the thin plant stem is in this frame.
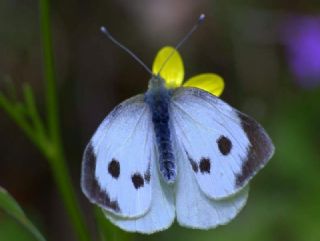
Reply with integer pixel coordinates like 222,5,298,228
38,0,91,241
38,0,59,146
23,84,47,140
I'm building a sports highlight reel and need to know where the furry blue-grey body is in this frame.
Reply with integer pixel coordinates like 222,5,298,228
145,76,176,183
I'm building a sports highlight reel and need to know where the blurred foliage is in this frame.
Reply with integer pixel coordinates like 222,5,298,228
0,217,36,241
0,187,46,241
1,0,320,241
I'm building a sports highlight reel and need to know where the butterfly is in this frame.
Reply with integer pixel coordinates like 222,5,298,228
81,21,274,234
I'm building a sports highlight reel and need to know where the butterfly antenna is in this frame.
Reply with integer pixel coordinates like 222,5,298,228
157,13,206,75
100,26,153,75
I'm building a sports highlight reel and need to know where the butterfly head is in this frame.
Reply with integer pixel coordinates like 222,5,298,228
147,74,167,91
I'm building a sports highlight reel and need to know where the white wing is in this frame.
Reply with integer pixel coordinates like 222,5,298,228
171,87,274,200
81,95,154,218
174,137,249,228
105,145,175,234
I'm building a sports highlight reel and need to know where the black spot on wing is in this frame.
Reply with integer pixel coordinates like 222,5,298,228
217,135,232,155
190,159,199,173
108,159,120,178
144,164,151,183
81,143,120,212
186,152,198,173
199,157,211,174
235,113,275,187
132,173,144,189
144,172,150,183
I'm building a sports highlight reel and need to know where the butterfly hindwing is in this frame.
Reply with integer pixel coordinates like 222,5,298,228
173,135,249,228
81,95,154,218
105,145,175,234
171,87,274,200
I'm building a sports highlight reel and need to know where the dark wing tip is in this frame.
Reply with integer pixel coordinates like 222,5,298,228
235,112,275,187
81,142,121,213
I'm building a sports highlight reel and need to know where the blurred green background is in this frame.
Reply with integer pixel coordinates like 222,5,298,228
1,0,320,241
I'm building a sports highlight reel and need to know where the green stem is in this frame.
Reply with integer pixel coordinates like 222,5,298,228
38,0,91,241
23,84,46,141
45,150,91,241
38,0,59,145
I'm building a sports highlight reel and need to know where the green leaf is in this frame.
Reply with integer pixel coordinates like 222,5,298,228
0,186,46,241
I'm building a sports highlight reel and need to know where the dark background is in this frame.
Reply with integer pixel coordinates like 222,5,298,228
1,0,320,241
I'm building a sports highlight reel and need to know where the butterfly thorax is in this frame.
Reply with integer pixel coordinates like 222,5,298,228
145,75,176,184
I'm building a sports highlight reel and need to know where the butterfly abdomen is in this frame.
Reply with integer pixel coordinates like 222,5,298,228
145,86,176,183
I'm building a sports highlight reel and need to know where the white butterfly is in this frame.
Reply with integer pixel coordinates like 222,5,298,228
81,20,274,234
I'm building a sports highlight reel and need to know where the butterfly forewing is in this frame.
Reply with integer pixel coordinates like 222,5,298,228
171,87,274,200
81,95,154,218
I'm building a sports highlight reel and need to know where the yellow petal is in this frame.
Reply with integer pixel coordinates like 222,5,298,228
152,46,184,88
184,73,225,97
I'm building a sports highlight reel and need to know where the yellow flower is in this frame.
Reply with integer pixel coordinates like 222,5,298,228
152,46,224,97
